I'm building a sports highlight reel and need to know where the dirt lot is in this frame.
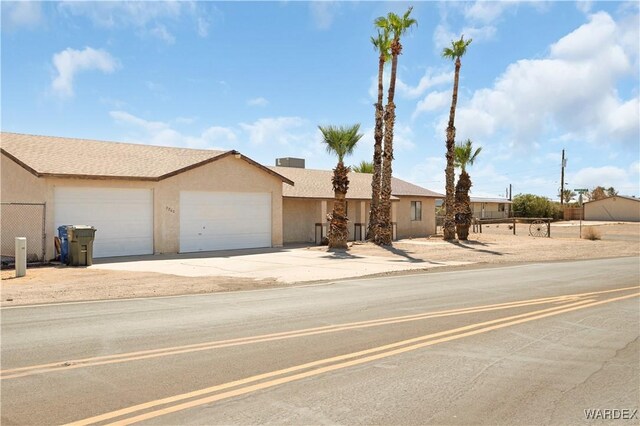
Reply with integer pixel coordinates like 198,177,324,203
2,222,638,307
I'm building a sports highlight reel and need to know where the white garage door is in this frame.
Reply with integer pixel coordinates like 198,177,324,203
54,187,153,258
180,191,271,252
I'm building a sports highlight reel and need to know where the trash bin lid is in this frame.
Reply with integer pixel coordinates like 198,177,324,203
69,225,96,230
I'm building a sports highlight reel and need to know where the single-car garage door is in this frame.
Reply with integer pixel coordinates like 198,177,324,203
180,191,271,252
54,187,153,258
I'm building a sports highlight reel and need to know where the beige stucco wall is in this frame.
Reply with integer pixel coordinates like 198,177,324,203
584,197,640,222
472,202,510,219
1,153,48,202
155,156,284,252
282,198,372,244
395,196,436,239
283,196,439,243
2,153,284,259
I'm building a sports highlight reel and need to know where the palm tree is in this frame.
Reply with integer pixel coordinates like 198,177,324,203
353,160,374,173
561,189,576,204
442,35,472,241
453,139,481,240
366,29,391,241
319,124,364,249
375,6,417,246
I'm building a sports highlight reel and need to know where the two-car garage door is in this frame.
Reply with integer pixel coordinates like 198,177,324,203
54,187,154,258
179,191,271,252
54,188,272,257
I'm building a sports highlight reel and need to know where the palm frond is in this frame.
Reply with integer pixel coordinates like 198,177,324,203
454,139,481,172
318,124,364,163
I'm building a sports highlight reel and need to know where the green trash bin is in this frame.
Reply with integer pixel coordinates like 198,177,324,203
68,225,97,266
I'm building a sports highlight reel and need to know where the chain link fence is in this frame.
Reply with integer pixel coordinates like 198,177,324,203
1,202,46,264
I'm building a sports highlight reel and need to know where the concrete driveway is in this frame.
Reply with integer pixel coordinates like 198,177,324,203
90,246,469,283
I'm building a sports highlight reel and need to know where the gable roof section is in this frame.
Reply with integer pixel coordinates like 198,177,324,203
270,166,442,200
584,195,640,204
1,132,292,185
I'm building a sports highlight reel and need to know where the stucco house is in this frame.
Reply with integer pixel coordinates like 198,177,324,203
1,132,443,261
1,132,292,260
583,196,640,222
270,163,442,243
470,197,512,219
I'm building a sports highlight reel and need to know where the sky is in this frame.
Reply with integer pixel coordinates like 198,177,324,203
2,0,639,199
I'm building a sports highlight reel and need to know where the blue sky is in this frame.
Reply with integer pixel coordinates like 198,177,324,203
2,1,639,199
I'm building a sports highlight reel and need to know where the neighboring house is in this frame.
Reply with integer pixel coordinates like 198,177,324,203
470,197,512,219
1,132,292,260
583,196,640,222
270,162,443,243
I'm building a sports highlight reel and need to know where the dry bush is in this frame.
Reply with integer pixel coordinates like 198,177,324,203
583,226,601,240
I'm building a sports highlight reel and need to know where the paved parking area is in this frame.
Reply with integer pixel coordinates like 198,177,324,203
91,247,469,283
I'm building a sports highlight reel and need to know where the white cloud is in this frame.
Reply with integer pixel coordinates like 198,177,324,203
309,1,339,30
247,97,269,107
110,110,236,150
464,1,514,23
576,1,593,14
1,1,43,30
149,25,175,44
412,90,450,119
240,117,307,145
435,12,639,152
570,165,638,194
58,1,211,41
51,47,119,98
434,23,496,50
368,68,453,102
397,69,454,99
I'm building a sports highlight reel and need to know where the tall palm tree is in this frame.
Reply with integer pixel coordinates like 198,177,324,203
442,35,472,241
375,6,417,246
367,29,391,241
319,124,364,249
353,160,374,173
453,139,481,240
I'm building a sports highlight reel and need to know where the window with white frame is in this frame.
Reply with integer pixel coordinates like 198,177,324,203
410,201,422,221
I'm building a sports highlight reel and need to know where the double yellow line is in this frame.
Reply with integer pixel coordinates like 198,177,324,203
3,286,635,381
65,290,638,426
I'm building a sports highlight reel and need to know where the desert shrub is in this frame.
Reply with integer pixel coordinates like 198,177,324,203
583,226,601,240
512,194,562,219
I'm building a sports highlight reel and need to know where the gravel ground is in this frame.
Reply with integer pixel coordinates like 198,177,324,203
2,222,638,307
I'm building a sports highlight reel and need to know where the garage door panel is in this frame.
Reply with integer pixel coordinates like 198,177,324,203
180,191,271,252
54,187,153,258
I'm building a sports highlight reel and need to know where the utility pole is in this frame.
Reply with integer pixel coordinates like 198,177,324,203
560,149,566,206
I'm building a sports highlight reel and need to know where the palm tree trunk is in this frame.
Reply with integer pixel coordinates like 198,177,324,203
328,161,349,249
444,57,461,240
454,170,472,240
377,40,400,246
367,55,385,241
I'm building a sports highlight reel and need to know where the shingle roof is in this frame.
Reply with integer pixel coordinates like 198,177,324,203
470,197,513,204
1,132,292,184
270,166,443,200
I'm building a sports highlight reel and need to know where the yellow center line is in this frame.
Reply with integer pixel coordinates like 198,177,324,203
3,285,637,381
64,294,640,426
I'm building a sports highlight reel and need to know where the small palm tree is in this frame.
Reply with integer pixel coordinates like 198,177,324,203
375,6,417,246
319,124,364,249
453,139,481,240
353,160,374,173
367,28,391,241
442,35,472,241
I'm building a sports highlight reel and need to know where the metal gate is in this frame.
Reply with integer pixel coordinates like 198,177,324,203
0,202,46,263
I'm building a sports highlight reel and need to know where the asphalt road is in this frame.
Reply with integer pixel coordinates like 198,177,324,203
2,257,639,425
